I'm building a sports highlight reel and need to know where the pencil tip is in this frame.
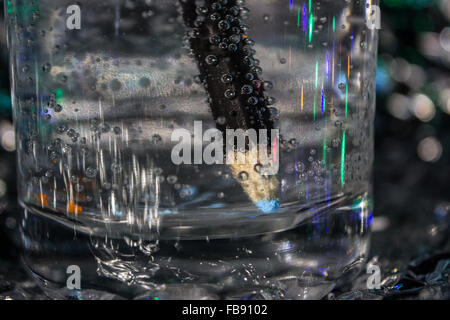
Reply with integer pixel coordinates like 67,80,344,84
256,200,280,214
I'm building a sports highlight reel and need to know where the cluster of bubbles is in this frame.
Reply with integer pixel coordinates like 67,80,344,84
182,0,278,128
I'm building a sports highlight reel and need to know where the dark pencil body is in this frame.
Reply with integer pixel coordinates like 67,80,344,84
179,0,275,139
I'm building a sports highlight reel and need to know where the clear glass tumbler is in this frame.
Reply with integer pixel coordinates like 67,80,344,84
5,0,378,299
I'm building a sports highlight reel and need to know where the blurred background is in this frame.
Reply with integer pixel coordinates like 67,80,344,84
0,0,449,299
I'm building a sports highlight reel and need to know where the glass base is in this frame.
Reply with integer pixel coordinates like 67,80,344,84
19,194,371,300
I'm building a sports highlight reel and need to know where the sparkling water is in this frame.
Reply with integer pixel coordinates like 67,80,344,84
6,0,377,299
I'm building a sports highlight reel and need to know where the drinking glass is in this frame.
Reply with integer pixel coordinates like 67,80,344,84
5,0,378,299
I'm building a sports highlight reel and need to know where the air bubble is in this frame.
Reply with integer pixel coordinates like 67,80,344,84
228,44,238,52
248,96,258,105
85,167,97,178
263,81,273,90
218,20,230,31
296,162,306,172
205,55,218,65
221,73,233,84
217,116,227,125
111,162,121,173
110,79,122,91
42,63,51,72
265,97,277,105
241,85,253,95
139,77,150,87
167,175,178,184
152,134,162,144
209,35,221,45
224,89,236,99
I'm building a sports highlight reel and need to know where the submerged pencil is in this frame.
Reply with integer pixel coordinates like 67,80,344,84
179,0,280,213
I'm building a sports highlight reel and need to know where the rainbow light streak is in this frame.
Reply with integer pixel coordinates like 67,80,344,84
323,116,327,169
55,88,64,104
321,85,325,115
290,0,293,10
298,8,300,27
332,16,335,32
309,0,311,12
341,131,346,186
302,4,307,31
326,51,330,80
301,85,304,111
309,12,313,42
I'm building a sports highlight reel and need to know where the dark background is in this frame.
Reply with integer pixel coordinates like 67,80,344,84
0,0,449,299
